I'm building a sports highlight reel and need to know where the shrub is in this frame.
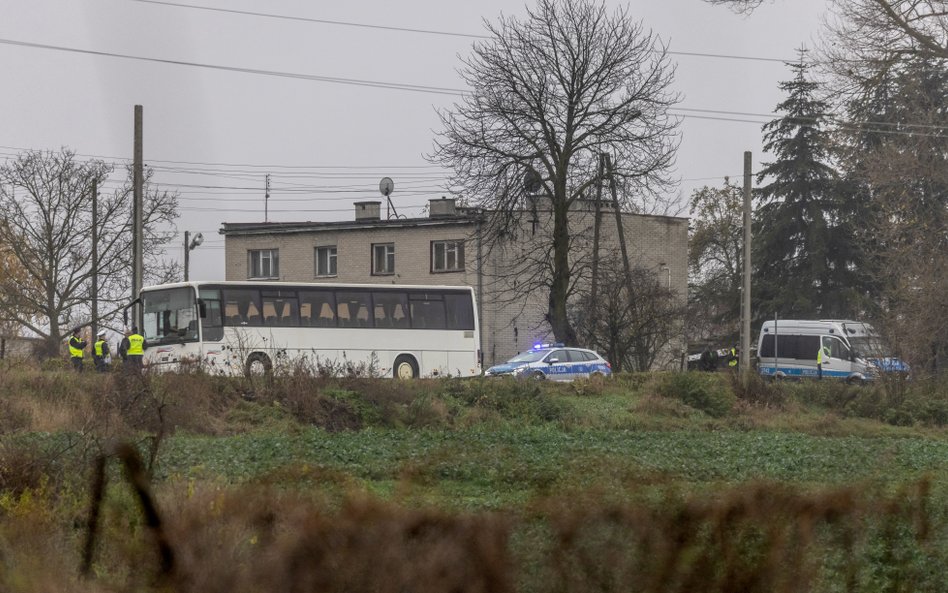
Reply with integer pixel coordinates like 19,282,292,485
784,378,948,427
444,378,570,424
727,371,788,408
654,372,735,418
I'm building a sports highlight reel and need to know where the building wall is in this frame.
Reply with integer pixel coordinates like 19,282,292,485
223,209,688,368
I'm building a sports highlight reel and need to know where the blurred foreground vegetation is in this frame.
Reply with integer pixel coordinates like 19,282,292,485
0,361,946,592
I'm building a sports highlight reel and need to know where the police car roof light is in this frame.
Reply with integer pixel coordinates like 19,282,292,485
532,342,565,350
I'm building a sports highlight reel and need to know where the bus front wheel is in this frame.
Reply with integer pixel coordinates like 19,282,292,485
245,352,273,377
393,355,419,380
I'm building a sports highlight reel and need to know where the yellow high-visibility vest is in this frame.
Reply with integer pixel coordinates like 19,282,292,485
127,334,145,355
69,336,84,359
94,339,106,357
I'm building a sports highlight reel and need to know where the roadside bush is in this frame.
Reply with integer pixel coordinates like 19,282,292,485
787,380,948,427
727,371,788,408
654,372,735,418
444,378,570,424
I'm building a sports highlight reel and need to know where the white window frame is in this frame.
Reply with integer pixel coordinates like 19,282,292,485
431,240,465,273
315,245,337,277
248,249,279,279
372,243,395,276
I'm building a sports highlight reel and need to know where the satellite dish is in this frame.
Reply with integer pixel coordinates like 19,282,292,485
379,177,394,197
523,168,542,194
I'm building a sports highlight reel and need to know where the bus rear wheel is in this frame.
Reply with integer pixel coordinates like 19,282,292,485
393,355,419,379
245,352,273,377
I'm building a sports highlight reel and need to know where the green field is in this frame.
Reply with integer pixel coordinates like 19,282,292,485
0,366,945,592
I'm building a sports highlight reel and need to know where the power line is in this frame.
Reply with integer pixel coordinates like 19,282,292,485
0,37,466,96
127,0,796,63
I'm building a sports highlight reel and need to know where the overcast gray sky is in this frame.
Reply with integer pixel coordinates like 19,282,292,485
0,0,829,281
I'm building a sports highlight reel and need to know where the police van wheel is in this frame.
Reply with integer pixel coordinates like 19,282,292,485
245,352,272,377
393,355,419,380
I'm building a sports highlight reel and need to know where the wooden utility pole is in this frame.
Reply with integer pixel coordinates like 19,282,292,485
604,154,634,297
589,153,605,336
91,178,98,340
741,151,752,372
132,105,143,327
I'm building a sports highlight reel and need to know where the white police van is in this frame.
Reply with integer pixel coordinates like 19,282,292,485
757,320,876,382
484,343,612,381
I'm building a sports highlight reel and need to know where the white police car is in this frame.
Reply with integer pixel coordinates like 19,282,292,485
484,343,612,381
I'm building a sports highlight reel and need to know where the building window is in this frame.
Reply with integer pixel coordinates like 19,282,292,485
372,243,395,275
248,249,279,279
431,240,465,273
315,246,337,277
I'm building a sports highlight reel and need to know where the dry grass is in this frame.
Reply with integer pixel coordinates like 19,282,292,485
1,464,938,593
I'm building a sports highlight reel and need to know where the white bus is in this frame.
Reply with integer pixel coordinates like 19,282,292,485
135,281,481,378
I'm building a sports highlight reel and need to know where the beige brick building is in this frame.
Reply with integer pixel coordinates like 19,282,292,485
221,197,688,367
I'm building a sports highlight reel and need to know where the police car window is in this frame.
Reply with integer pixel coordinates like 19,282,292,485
547,349,568,362
508,350,547,363
572,350,592,362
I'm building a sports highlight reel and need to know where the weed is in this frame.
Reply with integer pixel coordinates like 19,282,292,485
654,372,736,418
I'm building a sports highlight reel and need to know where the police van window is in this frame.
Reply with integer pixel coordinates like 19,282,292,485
760,335,775,357
776,335,797,358
825,337,851,360
799,335,820,360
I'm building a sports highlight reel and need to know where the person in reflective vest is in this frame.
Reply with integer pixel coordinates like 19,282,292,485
68,327,87,372
93,330,111,373
817,345,831,380
125,326,146,371
728,347,738,369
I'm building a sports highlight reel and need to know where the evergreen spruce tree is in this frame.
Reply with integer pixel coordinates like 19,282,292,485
754,52,857,322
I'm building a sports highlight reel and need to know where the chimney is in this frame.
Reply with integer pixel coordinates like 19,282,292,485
354,201,381,222
429,196,457,218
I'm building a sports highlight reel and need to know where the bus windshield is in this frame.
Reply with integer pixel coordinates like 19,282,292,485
142,286,199,345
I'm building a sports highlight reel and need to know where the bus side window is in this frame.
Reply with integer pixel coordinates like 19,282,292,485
299,290,336,327
373,292,409,329
225,302,242,326
409,293,446,329
337,292,372,328
444,293,474,330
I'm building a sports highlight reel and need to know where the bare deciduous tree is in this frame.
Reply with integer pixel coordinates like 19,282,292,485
0,149,179,356
432,0,679,346
710,0,948,61
572,258,684,371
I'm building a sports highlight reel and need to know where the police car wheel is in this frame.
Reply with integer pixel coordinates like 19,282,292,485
531,370,546,380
